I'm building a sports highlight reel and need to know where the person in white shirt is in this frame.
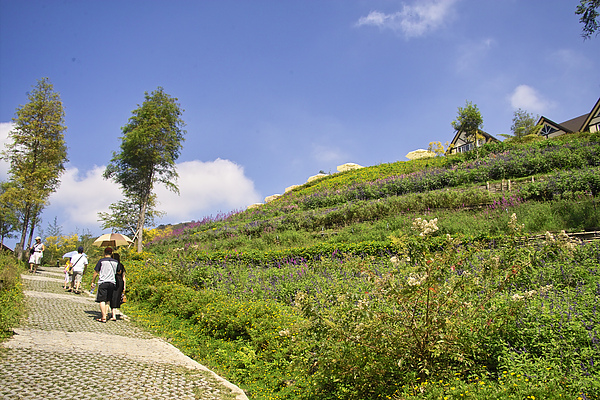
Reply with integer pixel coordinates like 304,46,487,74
67,246,88,294
28,237,44,273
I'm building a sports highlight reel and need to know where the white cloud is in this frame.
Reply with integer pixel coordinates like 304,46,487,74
42,158,260,235
356,0,459,38
48,165,122,226
2,121,261,233
509,85,553,114
0,122,15,179
154,159,261,222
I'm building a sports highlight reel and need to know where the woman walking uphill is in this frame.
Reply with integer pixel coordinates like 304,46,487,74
110,252,126,321
28,236,44,273
90,247,118,323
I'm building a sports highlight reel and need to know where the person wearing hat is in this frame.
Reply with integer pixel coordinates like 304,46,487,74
28,236,45,273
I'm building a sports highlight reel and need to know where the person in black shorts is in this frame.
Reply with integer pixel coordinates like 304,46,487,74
109,252,126,321
90,247,118,323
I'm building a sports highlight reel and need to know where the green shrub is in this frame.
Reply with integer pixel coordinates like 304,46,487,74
0,252,25,339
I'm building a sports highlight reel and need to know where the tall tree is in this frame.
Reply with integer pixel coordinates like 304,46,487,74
504,108,540,141
0,181,19,247
1,78,68,260
576,0,600,39
451,101,483,157
104,87,185,252
97,196,165,239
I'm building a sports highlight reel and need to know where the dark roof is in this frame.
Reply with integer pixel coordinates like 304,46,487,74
559,113,588,133
450,130,498,146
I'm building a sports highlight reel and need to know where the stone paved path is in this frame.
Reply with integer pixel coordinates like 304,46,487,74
0,265,248,400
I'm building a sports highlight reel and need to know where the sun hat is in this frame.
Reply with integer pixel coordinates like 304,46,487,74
35,236,41,240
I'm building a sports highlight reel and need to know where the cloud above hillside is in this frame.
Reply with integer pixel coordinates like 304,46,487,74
1,122,261,232
0,122,14,179
46,159,261,230
356,0,459,38
509,85,553,114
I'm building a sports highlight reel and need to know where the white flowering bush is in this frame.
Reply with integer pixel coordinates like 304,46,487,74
412,217,439,236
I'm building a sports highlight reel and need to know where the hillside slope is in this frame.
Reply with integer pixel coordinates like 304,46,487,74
129,132,600,400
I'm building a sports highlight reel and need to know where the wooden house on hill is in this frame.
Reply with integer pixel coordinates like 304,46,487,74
448,130,499,155
536,97,600,139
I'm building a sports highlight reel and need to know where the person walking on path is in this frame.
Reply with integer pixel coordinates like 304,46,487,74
110,252,126,320
28,236,44,273
68,246,88,294
63,259,71,289
90,246,118,323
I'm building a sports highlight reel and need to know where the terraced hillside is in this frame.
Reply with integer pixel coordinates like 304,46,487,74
127,132,599,400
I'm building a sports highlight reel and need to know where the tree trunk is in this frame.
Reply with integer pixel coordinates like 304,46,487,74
26,204,41,251
136,199,148,253
16,204,31,261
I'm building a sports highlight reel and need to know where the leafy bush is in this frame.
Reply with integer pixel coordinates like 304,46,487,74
0,252,25,339
131,133,600,399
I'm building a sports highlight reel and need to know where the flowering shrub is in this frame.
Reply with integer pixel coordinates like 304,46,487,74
126,133,600,399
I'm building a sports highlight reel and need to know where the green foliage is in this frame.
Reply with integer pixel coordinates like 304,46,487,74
0,181,19,244
507,108,540,140
1,77,68,259
451,100,484,156
97,197,165,238
104,86,186,251
127,132,600,399
0,252,25,339
576,0,600,39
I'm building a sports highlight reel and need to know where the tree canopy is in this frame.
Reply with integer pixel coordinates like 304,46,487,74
103,87,186,252
507,108,540,141
97,197,165,238
451,101,483,155
1,77,68,259
576,0,600,39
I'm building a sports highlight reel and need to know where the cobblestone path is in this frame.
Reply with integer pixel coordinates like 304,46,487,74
0,265,248,400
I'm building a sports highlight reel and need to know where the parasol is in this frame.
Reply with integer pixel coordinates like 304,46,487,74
92,233,133,248
62,251,78,259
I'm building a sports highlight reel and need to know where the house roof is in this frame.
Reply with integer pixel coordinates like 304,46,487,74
581,97,600,130
537,97,600,134
560,113,589,132
449,129,498,147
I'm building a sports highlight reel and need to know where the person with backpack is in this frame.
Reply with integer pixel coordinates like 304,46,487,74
90,247,118,323
67,246,88,294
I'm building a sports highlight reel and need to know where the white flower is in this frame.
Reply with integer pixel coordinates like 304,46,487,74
412,217,439,236
508,213,524,232
407,272,427,286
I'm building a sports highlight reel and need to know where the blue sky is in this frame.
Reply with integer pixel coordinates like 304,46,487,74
1,0,598,246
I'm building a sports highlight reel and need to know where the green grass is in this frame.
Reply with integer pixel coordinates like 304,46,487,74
35,132,600,400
